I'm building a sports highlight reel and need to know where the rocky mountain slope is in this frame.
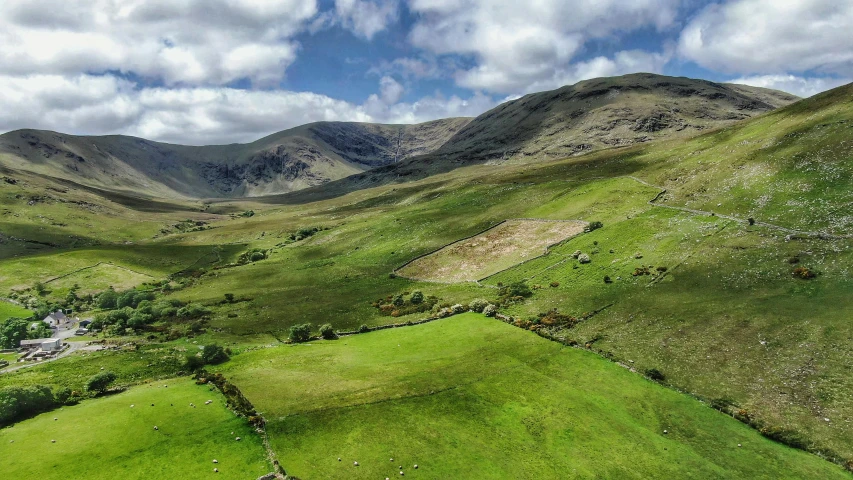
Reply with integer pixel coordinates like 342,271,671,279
280,73,799,203
0,74,798,200
0,118,472,198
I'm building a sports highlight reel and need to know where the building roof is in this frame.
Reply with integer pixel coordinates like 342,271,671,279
20,338,51,346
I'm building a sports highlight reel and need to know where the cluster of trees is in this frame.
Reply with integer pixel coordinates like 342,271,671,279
0,371,120,426
91,288,209,335
584,221,604,233
287,323,338,343
0,317,52,349
372,290,438,317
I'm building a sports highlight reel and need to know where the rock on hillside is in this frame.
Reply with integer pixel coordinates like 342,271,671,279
0,118,471,199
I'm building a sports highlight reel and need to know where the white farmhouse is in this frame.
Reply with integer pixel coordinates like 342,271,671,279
42,310,68,327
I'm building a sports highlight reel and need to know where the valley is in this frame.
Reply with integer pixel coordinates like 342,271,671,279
0,76,851,479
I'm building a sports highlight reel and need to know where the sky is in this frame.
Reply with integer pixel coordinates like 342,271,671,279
0,0,850,145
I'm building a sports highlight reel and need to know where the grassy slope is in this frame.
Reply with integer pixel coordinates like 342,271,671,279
0,301,31,321
0,83,848,470
214,314,848,479
0,378,269,479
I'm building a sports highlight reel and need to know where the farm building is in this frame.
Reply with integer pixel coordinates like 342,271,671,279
39,338,62,351
43,310,68,327
79,319,92,328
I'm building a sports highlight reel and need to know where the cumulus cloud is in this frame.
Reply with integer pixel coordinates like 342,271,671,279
379,76,405,104
0,74,494,145
407,0,680,93
728,74,851,98
0,0,319,86
334,0,399,39
678,0,853,76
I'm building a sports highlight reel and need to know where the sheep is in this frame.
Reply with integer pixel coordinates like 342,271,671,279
213,460,218,464
214,468,219,473
154,426,158,431
51,440,56,443
414,465,418,469
235,437,241,441
353,461,359,466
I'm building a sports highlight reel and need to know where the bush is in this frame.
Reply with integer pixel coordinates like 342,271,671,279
358,324,370,333
288,323,312,343
184,354,205,371
759,426,808,450
85,371,117,394
201,344,229,365
584,221,603,232
482,304,497,317
644,368,666,382
549,282,560,288
468,299,489,313
224,293,235,303
577,253,591,264
410,290,424,305
603,276,612,284
792,267,816,279
319,324,338,340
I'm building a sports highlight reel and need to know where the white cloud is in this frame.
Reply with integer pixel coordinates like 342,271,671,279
335,0,399,40
728,74,850,98
0,74,494,145
0,0,319,86
678,0,853,76
407,0,680,93
379,76,405,104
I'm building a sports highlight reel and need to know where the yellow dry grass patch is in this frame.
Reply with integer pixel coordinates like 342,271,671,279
397,219,586,282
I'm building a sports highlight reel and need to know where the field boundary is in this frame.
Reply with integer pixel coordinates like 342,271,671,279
394,218,588,284
42,261,155,285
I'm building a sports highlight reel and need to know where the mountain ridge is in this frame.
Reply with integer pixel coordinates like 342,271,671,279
0,73,799,200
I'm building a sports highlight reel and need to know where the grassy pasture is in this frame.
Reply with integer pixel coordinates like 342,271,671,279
215,314,849,479
0,301,31,321
396,219,586,282
0,378,270,479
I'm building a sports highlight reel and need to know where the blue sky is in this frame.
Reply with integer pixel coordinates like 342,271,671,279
0,0,850,144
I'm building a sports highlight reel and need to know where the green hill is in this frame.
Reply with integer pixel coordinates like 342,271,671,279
0,78,850,477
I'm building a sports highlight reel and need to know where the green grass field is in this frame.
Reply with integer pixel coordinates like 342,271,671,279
0,84,850,474
213,314,849,479
0,378,270,479
0,301,31,321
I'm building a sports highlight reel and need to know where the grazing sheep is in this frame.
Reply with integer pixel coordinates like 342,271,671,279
235,437,241,441
130,404,134,408
51,440,56,443
337,458,341,462
414,465,418,469
213,460,218,464
214,468,218,473
154,426,158,431
353,461,359,466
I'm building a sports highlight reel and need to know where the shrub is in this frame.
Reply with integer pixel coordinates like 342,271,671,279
577,253,591,264
644,368,665,382
792,267,816,279
584,221,603,232
603,276,612,284
224,293,235,303
288,323,312,343
410,290,424,305
482,304,497,317
759,426,808,450
201,344,229,365
498,282,532,299
184,354,205,371
319,324,337,340
468,298,489,313
748,217,755,225
571,250,581,259
85,371,117,394
656,266,668,273
358,324,370,333
451,304,466,314
549,282,560,288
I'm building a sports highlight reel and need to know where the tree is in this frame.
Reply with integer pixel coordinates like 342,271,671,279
0,318,30,349
410,290,424,305
0,385,56,426
201,344,229,365
288,323,312,343
85,371,117,394
97,288,118,310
